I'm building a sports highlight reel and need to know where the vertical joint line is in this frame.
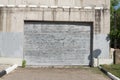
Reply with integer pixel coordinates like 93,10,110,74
69,8,71,21
52,9,56,21
42,8,44,21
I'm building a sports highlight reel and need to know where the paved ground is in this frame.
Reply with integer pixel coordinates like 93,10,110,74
0,65,10,71
0,67,110,80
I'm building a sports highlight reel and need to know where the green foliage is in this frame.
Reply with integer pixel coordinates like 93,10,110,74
110,0,120,48
22,60,26,68
110,29,120,39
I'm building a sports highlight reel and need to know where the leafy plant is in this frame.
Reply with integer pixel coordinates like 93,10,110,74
22,60,26,68
110,0,120,48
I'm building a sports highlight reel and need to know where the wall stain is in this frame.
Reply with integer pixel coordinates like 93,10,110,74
6,8,11,32
42,9,44,21
69,8,71,21
95,10,101,34
55,0,58,5
52,9,56,21
0,8,3,31
80,0,83,7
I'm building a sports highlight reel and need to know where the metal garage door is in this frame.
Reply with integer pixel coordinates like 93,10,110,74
24,21,91,66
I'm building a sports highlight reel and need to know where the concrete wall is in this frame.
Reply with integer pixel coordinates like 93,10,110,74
0,8,110,33
0,0,110,66
93,34,110,59
0,32,23,58
0,0,110,8
115,49,120,64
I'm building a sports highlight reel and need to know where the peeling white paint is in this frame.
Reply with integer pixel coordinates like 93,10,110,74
95,7,104,10
28,5,38,8
7,5,16,7
84,6,92,9
5,64,18,74
73,6,82,9
62,6,70,9
50,6,58,8
0,5,5,7
40,5,48,8
17,5,26,8
0,5,106,10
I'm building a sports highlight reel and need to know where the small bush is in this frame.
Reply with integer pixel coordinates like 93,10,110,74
22,60,26,68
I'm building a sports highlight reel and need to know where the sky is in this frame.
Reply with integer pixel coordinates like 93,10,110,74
114,2,120,10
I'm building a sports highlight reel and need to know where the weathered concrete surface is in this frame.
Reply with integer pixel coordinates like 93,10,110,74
0,7,110,66
0,8,3,31
24,22,91,65
93,34,110,59
1,68,110,80
0,0,110,66
0,64,10,71
0,0,110,9
115,49,120,64
0,8,110,34
0,58,22,66
0,32,23,58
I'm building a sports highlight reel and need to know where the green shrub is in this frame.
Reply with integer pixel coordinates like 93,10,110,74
22,60,26,68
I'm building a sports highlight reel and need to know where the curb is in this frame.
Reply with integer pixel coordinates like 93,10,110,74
98,66,120,80
0,64,18,77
